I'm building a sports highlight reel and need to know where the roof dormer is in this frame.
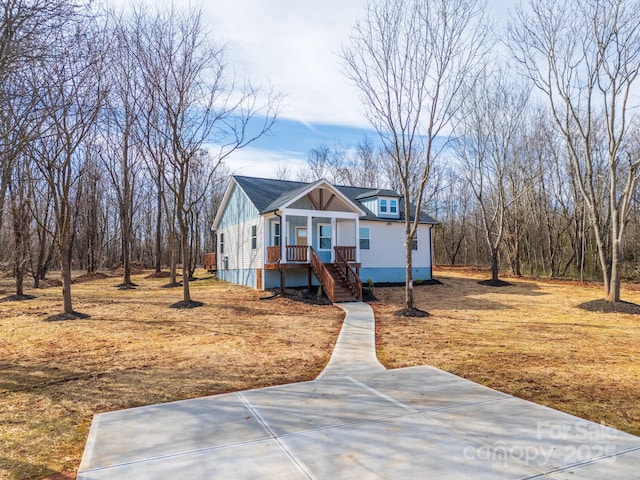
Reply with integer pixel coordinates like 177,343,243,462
355,189,402,219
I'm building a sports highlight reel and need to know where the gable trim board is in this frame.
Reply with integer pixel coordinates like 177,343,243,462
212,176,438,291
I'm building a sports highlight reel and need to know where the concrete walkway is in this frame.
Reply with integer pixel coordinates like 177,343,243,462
78,303,640,479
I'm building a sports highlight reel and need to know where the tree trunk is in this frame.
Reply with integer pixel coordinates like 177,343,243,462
605,243,622,303
181,226,191,302
61,247,74,314
490,248,500,282
169,229,177,286
405,233,414,310
155,188,162,273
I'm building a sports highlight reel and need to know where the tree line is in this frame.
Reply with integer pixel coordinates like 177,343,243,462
2,0,640,316
0,0,278,317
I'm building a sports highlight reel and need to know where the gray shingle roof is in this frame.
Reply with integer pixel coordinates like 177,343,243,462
232,175,438,224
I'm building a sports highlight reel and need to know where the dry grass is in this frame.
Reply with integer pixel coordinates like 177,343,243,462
0,272,343,480
374,266,640,438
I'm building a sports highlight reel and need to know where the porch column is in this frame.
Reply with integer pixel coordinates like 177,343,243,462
307,214,312,261
355,216,360,263
281,212,286,264
331,217,337,263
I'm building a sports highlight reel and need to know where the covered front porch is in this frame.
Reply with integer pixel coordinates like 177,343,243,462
263,210,363,302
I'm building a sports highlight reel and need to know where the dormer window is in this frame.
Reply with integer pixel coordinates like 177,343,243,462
380,199,388,213
390,199,397,214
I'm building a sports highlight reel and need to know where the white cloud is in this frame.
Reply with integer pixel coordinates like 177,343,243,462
202,0,369,127
220,145,306,179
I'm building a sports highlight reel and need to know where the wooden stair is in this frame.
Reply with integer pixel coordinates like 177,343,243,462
324,263,360,303
309,246,361,304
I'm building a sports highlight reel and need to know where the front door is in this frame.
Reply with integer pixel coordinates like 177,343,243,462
295,227,307,245
293,227,308,262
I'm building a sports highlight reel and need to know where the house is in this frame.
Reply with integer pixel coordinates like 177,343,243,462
211,175,438,302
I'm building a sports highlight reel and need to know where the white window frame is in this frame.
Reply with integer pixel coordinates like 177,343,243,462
272,222,280,246
318,223,332,251
251,225,257,249
390,199,398,214
219,232,225,253
359,226,370,250
379,198,388,213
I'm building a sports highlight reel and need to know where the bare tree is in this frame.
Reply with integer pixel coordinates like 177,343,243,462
454,69,531,284
138,3,280,307
511,0,640,303
99,8,146,289
7,151,34,298
0,0,73,229
32,13,106,318
342,0,488,312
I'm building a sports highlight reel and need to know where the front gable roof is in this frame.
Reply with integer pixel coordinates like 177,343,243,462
221,175,438,225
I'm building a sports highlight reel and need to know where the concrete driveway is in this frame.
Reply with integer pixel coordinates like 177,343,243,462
78,302,640,479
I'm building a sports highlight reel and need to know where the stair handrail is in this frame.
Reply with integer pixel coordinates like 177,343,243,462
309,246,336,303
334,247,362,301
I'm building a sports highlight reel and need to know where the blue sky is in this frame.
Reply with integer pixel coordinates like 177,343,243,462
179,0,511,178
226,118,381,178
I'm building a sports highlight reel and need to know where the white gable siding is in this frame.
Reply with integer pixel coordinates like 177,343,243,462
359,221,432,268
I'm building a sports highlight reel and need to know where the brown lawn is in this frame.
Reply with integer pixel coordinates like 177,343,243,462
374,266,640,438
3,266,640,480
0,272,343,480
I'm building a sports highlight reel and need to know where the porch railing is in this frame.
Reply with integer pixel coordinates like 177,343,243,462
334,246,357,263
334,247,362,300
287,245,308,262
266,245,309,263
310,246,336,303
267,246,281,263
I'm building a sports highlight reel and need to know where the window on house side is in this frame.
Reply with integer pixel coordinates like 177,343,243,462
380,199,387,213
319,224,331,250
251,225,257,249
359,227,370,250
273,222,280,246
390,199,398,214
412,234,418,251
220,233,225,253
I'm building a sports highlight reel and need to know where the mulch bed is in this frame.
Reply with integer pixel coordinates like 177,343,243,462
394,307,430,317
577,299,640,314
478,279,512,287
0,294,37,302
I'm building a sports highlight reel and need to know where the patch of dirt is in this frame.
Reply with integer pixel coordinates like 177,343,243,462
73,272,112,284
277,288,333,305
110,261,148,276
478,279,512,287
577,299,640,314
145,271,172,279
43,278,63,288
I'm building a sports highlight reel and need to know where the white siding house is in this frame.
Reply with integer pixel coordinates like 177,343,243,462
211,176,438,301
